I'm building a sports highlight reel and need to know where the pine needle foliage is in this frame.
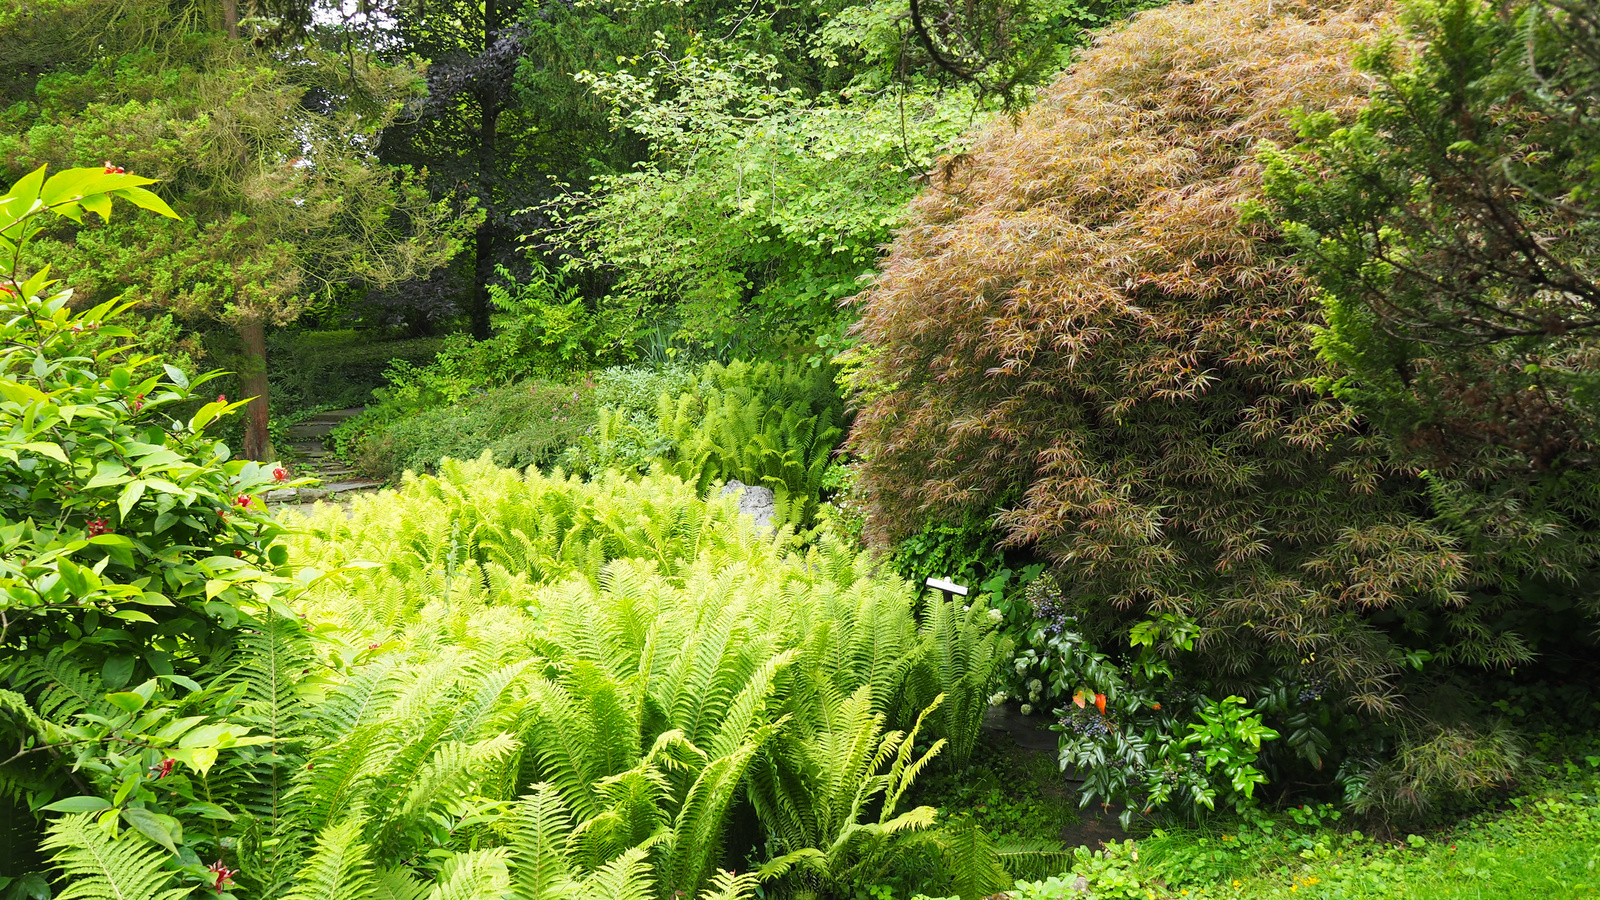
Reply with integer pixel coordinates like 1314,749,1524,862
844,0,1513,718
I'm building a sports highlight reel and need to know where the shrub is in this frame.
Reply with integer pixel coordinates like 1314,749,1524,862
554,362,697,476
1,166,303,892
1263,0,1600,464
1262,0,1600,637
847,0,1549,817
352,378,594,480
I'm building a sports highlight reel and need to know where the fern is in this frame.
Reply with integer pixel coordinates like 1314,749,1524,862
697,869,761,900
425,848,511,900
508,785,576,900
259,459,1024,899
40,813,190,900
905,597,1010,767
283,817,379,900
10,651,111,722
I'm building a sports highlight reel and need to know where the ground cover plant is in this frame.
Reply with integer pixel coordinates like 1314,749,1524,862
1026,759,1600,899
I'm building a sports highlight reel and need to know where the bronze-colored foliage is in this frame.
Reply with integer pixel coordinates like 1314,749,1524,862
847,0,1534,712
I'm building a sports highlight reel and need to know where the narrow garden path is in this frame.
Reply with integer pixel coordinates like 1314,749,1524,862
982,705,1132,848
268,407,383,514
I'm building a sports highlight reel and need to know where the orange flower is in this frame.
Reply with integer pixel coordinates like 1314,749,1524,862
1094,693,1107,714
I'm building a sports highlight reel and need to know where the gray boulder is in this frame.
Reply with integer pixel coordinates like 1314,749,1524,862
720,479,776,535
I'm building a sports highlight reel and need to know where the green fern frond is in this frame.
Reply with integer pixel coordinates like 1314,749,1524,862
698,868,761,900
994,838,1072,882
388,733,519,834
508,784,574,900
567,846,653,900
283,817,379,900
12,651,111,721
929,816,1012,900
424,848,510,900
372,867,430,900
41,813,190,900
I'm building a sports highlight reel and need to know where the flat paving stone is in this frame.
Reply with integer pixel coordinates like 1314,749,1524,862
322,479,381,493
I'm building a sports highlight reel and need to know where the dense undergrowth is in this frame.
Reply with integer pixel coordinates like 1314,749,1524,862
7,455,1052,899
6,0,1600,892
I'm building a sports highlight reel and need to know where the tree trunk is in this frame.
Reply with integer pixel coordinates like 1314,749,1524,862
468,0,502,342
469,208,496,341
224,3,270,459
239,320,275,461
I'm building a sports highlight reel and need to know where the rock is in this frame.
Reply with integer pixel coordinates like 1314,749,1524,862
720,479,776,534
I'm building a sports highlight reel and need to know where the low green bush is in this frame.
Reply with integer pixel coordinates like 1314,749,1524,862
265,328,444,413
352,378,594,480
553,362,696,476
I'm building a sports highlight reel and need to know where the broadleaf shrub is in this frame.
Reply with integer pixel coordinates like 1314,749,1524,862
1,166,305,892
846,0,1573,818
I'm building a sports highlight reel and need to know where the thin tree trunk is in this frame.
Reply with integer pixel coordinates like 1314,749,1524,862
240,320,275,461
470,206,496,341
223,1,270,460
468,0,501,342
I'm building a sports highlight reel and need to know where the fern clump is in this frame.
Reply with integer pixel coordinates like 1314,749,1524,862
23,458,1013,900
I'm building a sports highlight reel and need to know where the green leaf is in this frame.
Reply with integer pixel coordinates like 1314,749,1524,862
112,186,179,220
118,480,147,519
106,691,150,714
120,807,181,855
41,796,114,813
80,192,114,222
4,165,46,207
102,654,136,691
111,609,158,624
20,442,68,464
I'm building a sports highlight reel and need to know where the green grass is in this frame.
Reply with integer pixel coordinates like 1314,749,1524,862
1072,783,1600,900
1232,794,1598,900
911,740,1600,900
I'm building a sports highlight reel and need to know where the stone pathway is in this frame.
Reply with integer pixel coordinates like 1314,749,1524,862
266,408,382,513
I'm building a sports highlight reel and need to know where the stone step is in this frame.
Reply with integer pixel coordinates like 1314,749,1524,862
320,479,382,494
286,407,366,440
306,407,366,423
266,478,382,505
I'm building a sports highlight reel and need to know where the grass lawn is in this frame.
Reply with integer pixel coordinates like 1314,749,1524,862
1124,788,1600,900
